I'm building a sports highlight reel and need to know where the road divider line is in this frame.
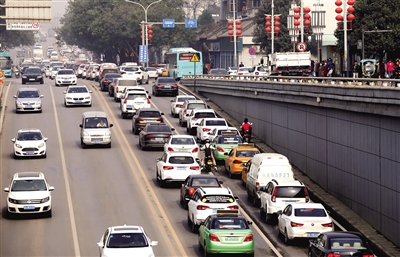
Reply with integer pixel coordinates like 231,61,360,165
88,82,188,257
49,85,81,257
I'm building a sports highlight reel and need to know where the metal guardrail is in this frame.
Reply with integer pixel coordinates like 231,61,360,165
182,75,400,88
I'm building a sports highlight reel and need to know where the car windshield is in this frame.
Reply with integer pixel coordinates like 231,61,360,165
330,238,366,250
205,120,226,126
171,137,195,145
84,117,108,128
158,78,176,83
211,217,249,229
276,187,306,198
18,91,39,98
147,67,156,71
217,136,242,144
103,69,118,74
68,87,88,93
294,208,327,217
188,103,206,109
58,70,74,75
11,179,47,191
146,125,170,133
17,132,43,141
124,67,140,72
25,68,41,74
53,66,63,71
105,74,122,79
139,111,161,118
127,94,147,100
107,233,148,248
191,178,219,187
168,156,195,164
235,150,259,157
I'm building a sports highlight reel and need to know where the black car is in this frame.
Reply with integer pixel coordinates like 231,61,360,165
100,73,122,92
138,123,175,150
152,77,178,96
308,231,375,257
22,68,44,84
179,174,223,209
108,77,121,97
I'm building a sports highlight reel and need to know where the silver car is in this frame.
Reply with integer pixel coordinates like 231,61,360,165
13,88,43,113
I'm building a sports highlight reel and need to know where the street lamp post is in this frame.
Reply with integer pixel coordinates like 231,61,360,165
125,0,162,66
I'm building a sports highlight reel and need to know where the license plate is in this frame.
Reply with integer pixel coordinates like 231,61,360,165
93,140,101,144
76,100,82,103
154,138,164,141
207,160,213,165
26,151,34,155
307,232,319,237
63,80,70,83
126,105,132,108
225,237,239,241
26,105,33,108
23,206,35,210
164,85,171,88
177,167,187,170
147,120,154,123
29,78,35,81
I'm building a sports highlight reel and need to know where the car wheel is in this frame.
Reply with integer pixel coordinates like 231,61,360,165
42,152,47,158
260,207,266,221
46,209,52,218
134,129,139,135
203,243,210,257
308,251,313,257
160,179,166,188
22,81,26,84
187,212,192,227
121,112,125,119
40,79,44,84
81,139,87,149
284,228,291,245
186,127,190,133
191,215,199,233
146,78,149,84
106,143,111,148
253,192,260,207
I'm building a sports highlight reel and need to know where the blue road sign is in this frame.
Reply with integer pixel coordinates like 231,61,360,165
139,45,148,63
185,19,197,28
163,19,175,28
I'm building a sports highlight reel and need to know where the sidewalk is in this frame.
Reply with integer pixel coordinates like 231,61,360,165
180,84,400,257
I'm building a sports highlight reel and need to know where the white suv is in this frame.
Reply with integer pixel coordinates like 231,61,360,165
260,179,309,223
4,172,54,217
187,187,239,233
178,100,208,127
186,109,217,135
120,90,151,119
54,69,77,86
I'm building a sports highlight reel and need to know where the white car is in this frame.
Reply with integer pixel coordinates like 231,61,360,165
278,203,334,244
163,135,199,159
63,85,92,107
178,100,208,127
120,91,151,119
237,67,252,76
121,66,149,84
146,67,158,79
3,172,54,217
251,65,269,77
196,118,228,143
208,126,240,142
54,69,77,86
11,128,48,158
187,187,239,233
156,152,201,188
227,67,238,75
14,88,43,113
186,109,217,135
117,85,147,101
50,66,65,79
170,95,196,118
97,225,158,257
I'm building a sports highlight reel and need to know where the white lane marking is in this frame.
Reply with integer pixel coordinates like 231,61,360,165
49,85,81,257
155,101,284,257
0,82,11,134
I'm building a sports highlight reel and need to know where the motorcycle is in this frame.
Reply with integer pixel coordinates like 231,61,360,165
242,123,253,143
14,71,20,78
202,156,214,173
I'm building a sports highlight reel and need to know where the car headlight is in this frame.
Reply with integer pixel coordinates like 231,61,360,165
38,75,43,78
83,131,89,137
40,197,50,203
16,100,22,105
22,76,27,78
85,96,91,100
66,97,72,100
105,131,111,136
8,197,17,204
38,142,45,148
36,100,42,105
15,143,22,148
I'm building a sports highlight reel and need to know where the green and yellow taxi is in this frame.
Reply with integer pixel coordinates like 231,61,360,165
198,210,254,256
224,144,260,178
211,132,243,162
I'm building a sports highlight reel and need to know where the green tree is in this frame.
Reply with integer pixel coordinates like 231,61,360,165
197,9,214,33
334,0,400,59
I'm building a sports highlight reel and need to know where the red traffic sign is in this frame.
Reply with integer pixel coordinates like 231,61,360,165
248,47,256,56
32,23,40,29
296,42,307,52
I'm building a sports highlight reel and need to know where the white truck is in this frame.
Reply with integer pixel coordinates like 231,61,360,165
33,48,43,63
267,51,311,76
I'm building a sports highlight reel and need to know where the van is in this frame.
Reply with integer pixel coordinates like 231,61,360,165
113,78,138,102
243,153,294,207
50,51,58,61
79,111,113,148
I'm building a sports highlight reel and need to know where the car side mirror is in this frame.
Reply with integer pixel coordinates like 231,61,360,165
97,242,104,248
79,124,83,128
277,210,283,215
11,138,15,143
4,187,10,192
63,91,67,94
150,241,158,247
44,137,48,142
170,100,174,102
89,91,93,93
156,158,161,162
234,196,239,200
40,95,44,98
48,186,55,191
247,221,253,225
160,112,164,115
148,96,152,99
224,152,228,155
171,128,175,131
219,180,223,184
200,221,204,225
13,95,17,98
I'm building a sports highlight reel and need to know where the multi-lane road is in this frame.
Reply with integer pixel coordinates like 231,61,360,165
0,75,331,257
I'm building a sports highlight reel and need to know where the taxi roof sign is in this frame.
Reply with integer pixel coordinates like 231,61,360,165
190,53,200,62
237,143,255,148
221,131,238,136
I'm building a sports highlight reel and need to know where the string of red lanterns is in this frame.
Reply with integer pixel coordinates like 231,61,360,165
227,20,242,42
335,0,356,30
265,15,281,39
293,7,311,34
140,25,154,44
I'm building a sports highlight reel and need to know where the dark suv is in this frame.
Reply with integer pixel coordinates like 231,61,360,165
22,68,44,84
100,73,122,92
131,108,164,135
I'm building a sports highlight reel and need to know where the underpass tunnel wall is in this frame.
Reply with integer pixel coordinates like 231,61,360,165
199,91,400,248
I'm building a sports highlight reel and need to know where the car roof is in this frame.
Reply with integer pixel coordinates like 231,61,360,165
68,85,88,88
189,174,219,179
202,118,225,121
14,172,44,180
82,111,107,118
18,128,42,133
192,109,214,113
109,225,144,233
170,135,195,139
138,108,160,112
270,179,305,187
322,231,363,239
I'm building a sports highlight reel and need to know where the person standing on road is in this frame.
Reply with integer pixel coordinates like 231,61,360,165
353,61,361,78
239,62,244,67
378,59,386,78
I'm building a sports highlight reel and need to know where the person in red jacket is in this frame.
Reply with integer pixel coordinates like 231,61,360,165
240,118,252,141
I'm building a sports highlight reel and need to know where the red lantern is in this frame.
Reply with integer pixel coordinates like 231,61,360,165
294,14,301,20
236,25,242,30
335,7,343,14
265,22,271,27
304,20,311,26
348,6,355,13
265,27,271,33
335,15,343,21
236,20,241,25
148,35,153,39
228,20,233,25
304,13,311,20
274,21,280,27
274,16,280,38
148,30,153,35
294,21,300,26
265,16,271,21
274,27,280,32
347,14,355,29
294,7,300,13
236,31,242,35
274,16,280,21
148,25,153,30
347,0,355,5
228,25,233,31
228,31,234,35
335,0,343,6
303,7,310,13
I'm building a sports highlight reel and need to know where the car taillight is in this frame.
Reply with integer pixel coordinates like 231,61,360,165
147,98,151,104
190,166,199,170
290,221,304,227
135,118,144,122
145,135,154,139
243,234,253,242
327,254,341,257
184,109,187,114
135,72,141,74
163,166,174,170
123,98,127,103
157,118,164,122
209,234,220,242
227,205,239,210
167,147,174,152
187,187,196,196
255,182,260,191
304,188,310,202
238,72,243,75
175,104,182,107
233,160,242,164
321,222,333,227
271,187,277,202
217,146,224,152
362,255,374,257
203,128,211,132
104,79,109,83
172,84,178,88
116,87,119,92
192,147,199,153
157,84,162,88
197,205,209,210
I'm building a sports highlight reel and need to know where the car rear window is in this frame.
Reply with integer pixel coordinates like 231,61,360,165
124,67,139,71
276,187,306,198
194,112,216,118
105,74,122,79
147,125,171,133
191,178,220,187
139,111,161,117
127,94,147,100
205,120,226,126
158,78,176,83
211,218,249,229
171,137,195,145
168,156,194,164
187,103,206,109
25,68,41,74
235,150,259,157
117,79,138,86
294,208,327,217
177,97,195,102
200,195,235,203
103,69,119,74
330,238,365,249
217,136,242,144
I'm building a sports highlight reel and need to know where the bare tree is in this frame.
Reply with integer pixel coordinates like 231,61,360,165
183,0,218,19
